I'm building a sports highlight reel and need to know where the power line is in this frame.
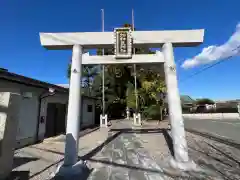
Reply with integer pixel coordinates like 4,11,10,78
180,56,232,83
180,45,240,83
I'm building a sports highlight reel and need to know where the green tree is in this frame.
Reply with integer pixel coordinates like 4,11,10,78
81,65,99,96
95,23,165,119
195,98,215,105
127,69,166,119
66,23,166,120
67,64,99,96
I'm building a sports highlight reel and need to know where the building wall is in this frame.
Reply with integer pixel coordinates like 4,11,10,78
0,80,43,148
0,79,96,148
16,95,39,146
38,94,96,141
82,98,95,128
38,93,68,140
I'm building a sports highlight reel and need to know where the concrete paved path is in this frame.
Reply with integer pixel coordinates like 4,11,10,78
11,119,234,179
12,120,171,180
87,120,169,180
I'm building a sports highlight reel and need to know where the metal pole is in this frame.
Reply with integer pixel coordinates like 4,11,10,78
132,9,138,113
101,9,105,116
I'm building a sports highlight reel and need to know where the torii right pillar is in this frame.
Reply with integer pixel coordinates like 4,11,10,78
163,42,196,170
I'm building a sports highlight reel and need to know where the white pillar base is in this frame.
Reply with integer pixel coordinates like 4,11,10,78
100,114,108,127
133,113,141,125
126,111,130,120
54,161,90,179
169,158,199,171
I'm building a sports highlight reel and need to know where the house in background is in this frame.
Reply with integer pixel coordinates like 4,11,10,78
0,69,97,148
162,95,195,114
215,100,240,107
180,95,195,113
214,100,239,113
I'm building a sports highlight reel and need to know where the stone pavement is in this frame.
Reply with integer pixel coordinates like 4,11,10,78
10,119,240,180
87,120,170,180
12,120,173,180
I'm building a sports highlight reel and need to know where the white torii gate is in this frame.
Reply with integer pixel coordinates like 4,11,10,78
39,29,204,177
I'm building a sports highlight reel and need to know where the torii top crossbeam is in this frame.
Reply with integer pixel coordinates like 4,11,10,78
39,29,204,49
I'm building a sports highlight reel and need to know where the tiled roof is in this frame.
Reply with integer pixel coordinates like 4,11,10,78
0,69,68,93
180,95,195,104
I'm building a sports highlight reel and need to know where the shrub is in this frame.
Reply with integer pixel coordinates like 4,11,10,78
142,105,161,120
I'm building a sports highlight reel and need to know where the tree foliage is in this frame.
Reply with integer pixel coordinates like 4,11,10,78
195,98,215,105
67,64,99,96
66,23,166,119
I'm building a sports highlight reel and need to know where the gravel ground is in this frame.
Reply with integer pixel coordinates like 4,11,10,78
9,120,240,180
186,132,240,180
135,120,240,180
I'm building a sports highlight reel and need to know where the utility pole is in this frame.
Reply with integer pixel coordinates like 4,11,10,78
132,9,138,113
101,9,105,116
100,9,108,127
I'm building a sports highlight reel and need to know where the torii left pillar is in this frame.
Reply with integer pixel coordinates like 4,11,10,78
55,44,88,177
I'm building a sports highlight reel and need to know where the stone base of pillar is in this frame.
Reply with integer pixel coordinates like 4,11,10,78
100,114,108,127
126,108,130,120
54,161,90,179
169,158,199,171
133,113,141,126
126,113,130,120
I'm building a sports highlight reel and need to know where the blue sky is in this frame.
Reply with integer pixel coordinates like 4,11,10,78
1,0,240,100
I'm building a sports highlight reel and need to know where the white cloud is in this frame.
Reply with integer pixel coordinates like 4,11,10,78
182,23,240,69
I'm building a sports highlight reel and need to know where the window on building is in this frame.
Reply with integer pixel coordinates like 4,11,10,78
87,105,93,112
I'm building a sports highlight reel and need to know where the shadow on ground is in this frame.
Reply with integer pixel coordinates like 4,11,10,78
12,157,39,169
43,126,100,143
52,166,93,180
186,128,240,149
11,125,240,179
6,171,30,180
187,130,240,180
28,128,200,179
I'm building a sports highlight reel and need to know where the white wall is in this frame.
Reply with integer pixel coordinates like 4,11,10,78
183,113,240,120
16,96,39,141
0,80,42,147
81,98,95,128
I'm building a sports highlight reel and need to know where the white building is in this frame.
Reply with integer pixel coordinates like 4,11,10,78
0,69,97,148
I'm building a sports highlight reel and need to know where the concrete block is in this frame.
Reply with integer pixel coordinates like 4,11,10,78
0,92,21,179
133,113,141,125
183,113,240,120
100,114,108,127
